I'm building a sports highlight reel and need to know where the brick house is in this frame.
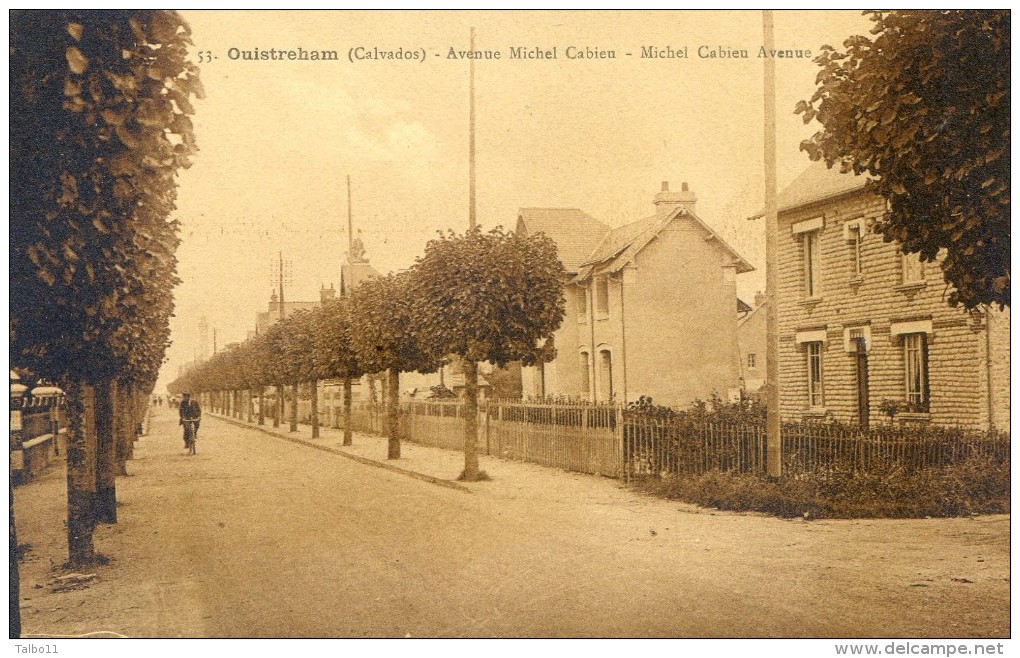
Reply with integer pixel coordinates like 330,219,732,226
774,161,1009,430
518,182,753,408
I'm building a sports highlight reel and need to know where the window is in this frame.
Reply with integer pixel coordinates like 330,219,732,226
599,349,613,401
577,285,588,318
848,224,863,275
579,352,591,398
803,230,821,297
902,251,924,283
595,276,610,316
903,333,929,411
747,353,756,369
806,342,824,408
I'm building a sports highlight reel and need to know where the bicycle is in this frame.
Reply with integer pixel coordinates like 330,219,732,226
183,419,199,455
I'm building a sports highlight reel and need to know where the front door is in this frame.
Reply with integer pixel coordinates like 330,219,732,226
854,337,869,429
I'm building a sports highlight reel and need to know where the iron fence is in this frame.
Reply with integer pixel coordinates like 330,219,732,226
336,399,1009,482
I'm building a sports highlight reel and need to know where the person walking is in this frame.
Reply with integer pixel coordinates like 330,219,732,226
179,392,202,453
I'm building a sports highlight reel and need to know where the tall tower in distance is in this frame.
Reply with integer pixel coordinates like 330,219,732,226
198,316,210,361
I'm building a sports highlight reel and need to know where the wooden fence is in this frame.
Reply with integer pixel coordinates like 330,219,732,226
290,398,1011,482
346,400,623,477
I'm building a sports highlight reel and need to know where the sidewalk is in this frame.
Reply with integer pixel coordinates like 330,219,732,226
207,411,640,506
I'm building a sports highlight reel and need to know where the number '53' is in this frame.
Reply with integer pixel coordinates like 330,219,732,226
197,50,214,63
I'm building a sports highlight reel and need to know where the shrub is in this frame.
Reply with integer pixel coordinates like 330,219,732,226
633,454,1010,519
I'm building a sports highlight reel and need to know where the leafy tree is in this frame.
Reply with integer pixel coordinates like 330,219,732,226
411,227,565,480
797,10,1009,309
279,310,320,434
314,298,364,446
350,272,440,459
10,10,200,564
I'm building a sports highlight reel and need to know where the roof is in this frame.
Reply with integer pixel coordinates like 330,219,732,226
577,206,755,279
737,300,766,329
779,160,868,211
517,208,610,272
750,160,870,218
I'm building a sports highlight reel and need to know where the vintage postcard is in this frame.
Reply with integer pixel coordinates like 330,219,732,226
9,9,1010,652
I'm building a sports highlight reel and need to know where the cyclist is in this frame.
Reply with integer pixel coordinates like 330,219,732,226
179,392,202,454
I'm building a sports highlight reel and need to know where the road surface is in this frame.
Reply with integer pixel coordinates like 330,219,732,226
14,407,1010,638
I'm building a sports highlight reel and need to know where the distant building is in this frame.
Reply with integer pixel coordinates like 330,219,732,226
255,286,336,335
518,181,754,408
737,292,767,393
772,161,1009,430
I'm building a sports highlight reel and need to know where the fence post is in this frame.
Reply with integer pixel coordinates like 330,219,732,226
616,404,625,482
484,400,490,456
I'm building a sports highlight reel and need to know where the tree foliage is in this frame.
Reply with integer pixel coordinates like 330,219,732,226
11,10,201,383
411,227,566,366
314,298,364,381
797,10,1009,309
350,272,440,376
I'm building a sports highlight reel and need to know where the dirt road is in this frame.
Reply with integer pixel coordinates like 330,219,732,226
14,408,1009,638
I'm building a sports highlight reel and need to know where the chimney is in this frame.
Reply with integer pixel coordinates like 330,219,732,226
754,290,766,308
654,180,697,219
320,284,336,304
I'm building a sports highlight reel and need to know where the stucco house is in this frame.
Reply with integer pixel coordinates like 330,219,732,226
773,161,1009,430
737,294,767,393
518,182,754,408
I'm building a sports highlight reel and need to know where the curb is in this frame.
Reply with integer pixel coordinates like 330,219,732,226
209,414,472,494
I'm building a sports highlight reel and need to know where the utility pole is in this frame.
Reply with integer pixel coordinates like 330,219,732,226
468,26,477,231
212,328,217,355
347,174,354,255
763,10,782,477
278,250,285,322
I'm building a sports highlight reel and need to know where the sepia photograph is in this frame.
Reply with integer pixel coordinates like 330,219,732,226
8,8,1010,652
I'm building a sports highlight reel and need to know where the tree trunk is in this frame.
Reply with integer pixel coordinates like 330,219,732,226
65,381,96,565
386,369,400,459
461,360,482,480
258,387,266,426
10,483,21,638
343,377,353,446
289,383,299,432
246,389,253,423
310,379,319,439
94,379,117,524
274,384,282,427
113,381,128,476
127,384,137,458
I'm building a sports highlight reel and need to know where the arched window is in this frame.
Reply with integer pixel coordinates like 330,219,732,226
598,348,613,401
579,351,591,399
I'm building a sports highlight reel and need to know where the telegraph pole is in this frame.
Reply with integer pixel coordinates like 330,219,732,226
468,26,477,231
763,10,782,477
347,174,354,254
278,250,285,322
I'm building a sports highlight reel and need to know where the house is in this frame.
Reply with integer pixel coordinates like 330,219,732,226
518,181,754,408
737,293,767,393
254,287,333,335
773,161,1009,430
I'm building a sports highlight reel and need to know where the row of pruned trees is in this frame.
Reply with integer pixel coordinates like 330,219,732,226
168,226,566,481
10,8,201,606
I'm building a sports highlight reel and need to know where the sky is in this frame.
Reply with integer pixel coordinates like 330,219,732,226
158,9,876,391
